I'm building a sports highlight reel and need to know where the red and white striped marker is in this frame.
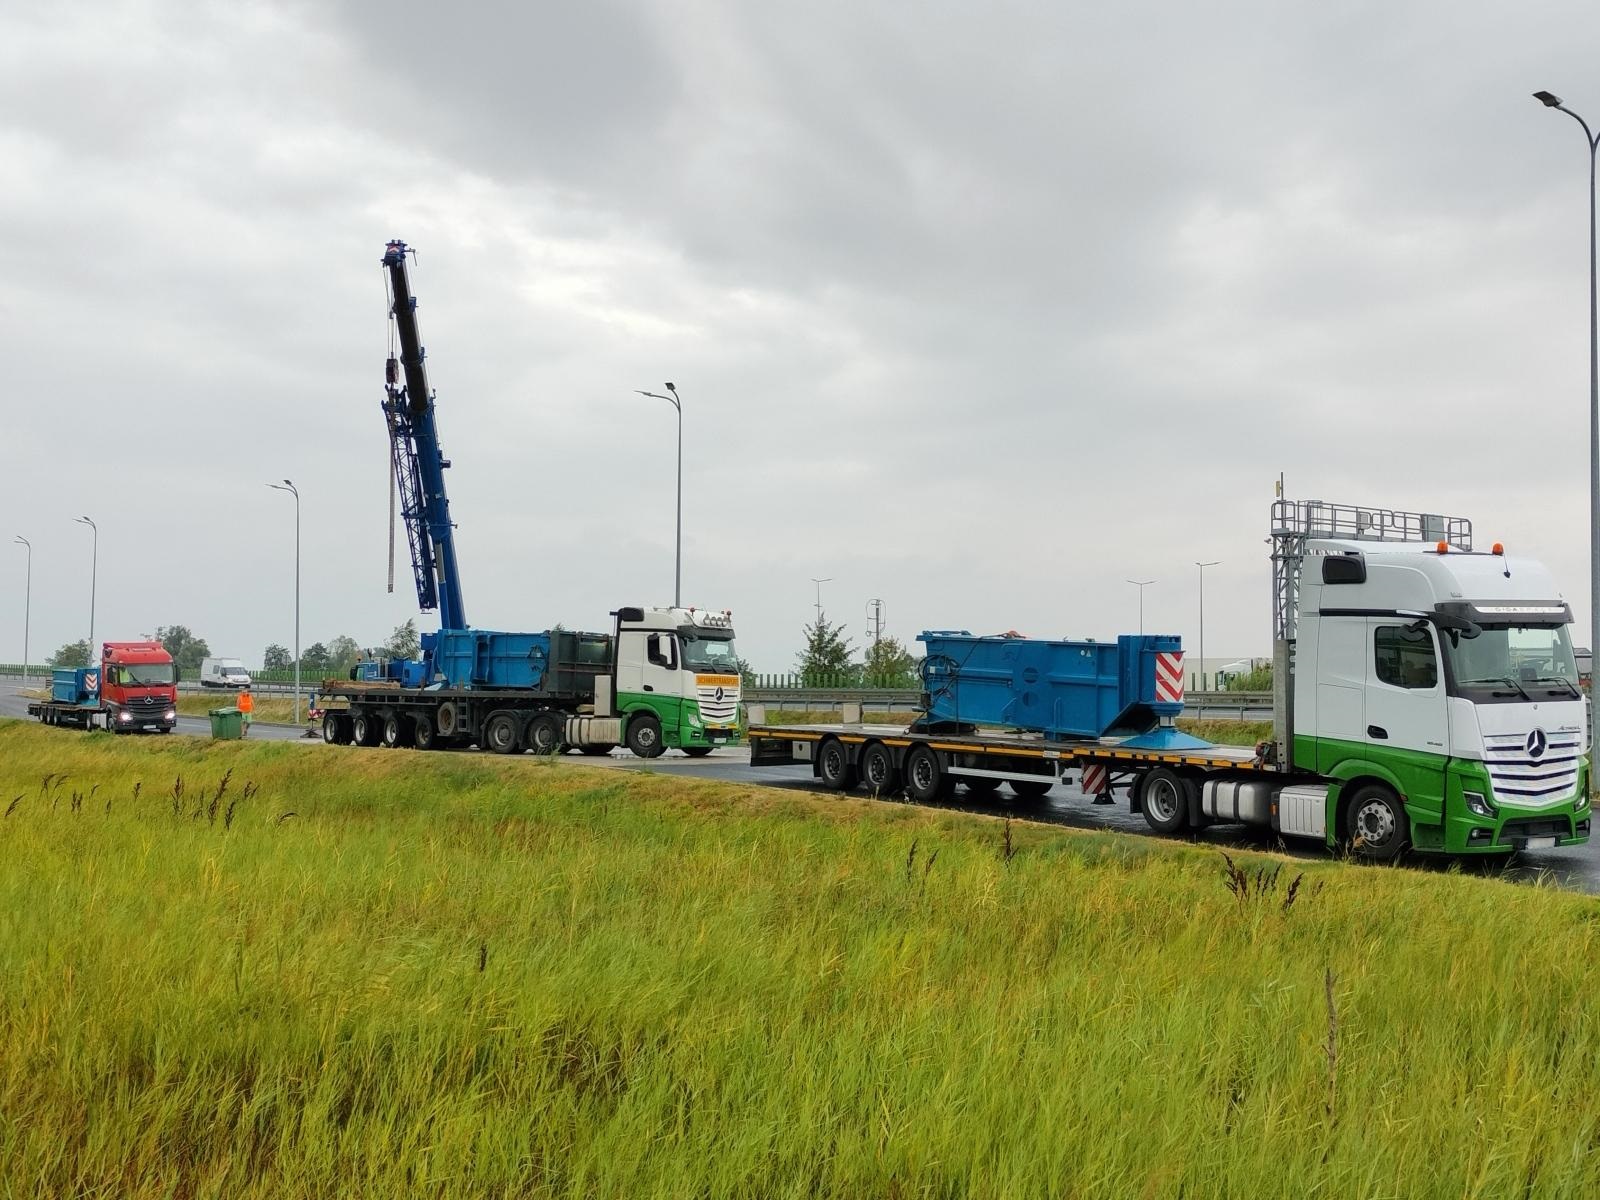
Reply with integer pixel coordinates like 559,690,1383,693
1080,763,1109,798
1155,651,1184,703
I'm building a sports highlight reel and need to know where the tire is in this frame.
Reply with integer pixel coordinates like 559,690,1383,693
682,746,714,758
526,713,564,756
1009,778,1053,799
963,776,1003,794
322,713,343,744
818,737,858,791
485,711,522,755
904,745,953,804
353,711,382,747
579,744,617,757
626,714,665,759
412,713,437,751
436,701,459,738
860,743,900,795
382,713,411,749
1140,768,1193,835
1345,784,1407,862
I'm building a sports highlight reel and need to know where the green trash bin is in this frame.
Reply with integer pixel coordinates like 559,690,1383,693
209,707,243,740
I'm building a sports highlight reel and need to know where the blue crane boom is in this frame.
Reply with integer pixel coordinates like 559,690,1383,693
382,239,467,632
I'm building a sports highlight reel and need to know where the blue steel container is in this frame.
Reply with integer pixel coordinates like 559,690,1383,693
916,631,1184,739
432,629,552,690
51,667,100,706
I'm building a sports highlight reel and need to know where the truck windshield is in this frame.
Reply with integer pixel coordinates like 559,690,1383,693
113,663,176,686
681,635,739,674
1444,623,1579,702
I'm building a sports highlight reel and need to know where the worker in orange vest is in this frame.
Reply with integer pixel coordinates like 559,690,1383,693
237,684,254,736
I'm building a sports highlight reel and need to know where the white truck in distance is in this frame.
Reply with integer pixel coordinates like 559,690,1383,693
199,658,252,689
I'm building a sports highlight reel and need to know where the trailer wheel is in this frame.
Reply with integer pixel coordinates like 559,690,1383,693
964,776,1002,795
1345,784,1407,862
905,745,954,803
1009,778,1054,800
436,701,459,737
861,743,900,795
485,711,522,755
1140,768,1193,834
352,711,382,747
321,713,347,745
382,713,411,749
412,713,437,751
526,713,564,756
817,738,858,791
626,714,665,759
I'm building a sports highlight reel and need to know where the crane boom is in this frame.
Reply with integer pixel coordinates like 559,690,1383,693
382,240,467,631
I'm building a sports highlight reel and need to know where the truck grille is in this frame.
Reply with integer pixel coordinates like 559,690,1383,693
1482,731,1582,806
695,676,740,726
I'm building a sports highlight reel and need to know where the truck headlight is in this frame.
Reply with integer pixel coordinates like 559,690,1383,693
1575,790,1590,812
117,711,132,724
1463,790,1495,819
164,709,176,721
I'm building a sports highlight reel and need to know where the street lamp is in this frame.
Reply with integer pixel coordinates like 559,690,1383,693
635,383,683,607
810,577,832,623
1195,560,1221,692
1126,579,1155,636
13,536,30,682
268,480,301,725
1533,90,1600,695
75,516,97,665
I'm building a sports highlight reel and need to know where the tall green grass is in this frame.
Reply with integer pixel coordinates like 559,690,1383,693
2,719,1597,1198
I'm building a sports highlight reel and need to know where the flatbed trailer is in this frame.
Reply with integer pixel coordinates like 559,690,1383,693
748,721,1276,834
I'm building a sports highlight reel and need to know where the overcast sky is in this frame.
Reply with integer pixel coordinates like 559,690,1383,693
3,0,1599,676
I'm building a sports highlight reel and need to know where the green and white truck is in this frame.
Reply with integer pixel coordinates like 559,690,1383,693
748,497,1590,859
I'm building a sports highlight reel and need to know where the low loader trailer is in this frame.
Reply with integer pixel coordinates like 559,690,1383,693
749,498,1592,861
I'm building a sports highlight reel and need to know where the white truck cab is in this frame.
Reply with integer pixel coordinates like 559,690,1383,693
1277,503,1589,856
592,606,742,757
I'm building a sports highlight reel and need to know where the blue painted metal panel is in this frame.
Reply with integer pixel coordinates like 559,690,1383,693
51,667,99,706
917,631,1183,739
433,629,552,690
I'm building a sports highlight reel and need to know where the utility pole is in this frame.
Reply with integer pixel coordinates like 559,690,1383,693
14,536,30,682
866,598,884,682
811,577,831,624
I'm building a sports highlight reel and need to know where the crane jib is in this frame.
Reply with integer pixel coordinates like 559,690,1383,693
382,240,467,632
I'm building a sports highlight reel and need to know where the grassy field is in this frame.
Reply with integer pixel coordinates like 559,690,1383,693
3,719,1598,1197
175,693,304,724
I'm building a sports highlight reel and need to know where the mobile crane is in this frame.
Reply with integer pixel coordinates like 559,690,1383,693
316,241,741,757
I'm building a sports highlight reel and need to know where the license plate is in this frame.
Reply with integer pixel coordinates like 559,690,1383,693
1521,836,1558,850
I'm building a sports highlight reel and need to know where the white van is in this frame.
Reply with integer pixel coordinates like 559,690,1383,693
199,658,253,689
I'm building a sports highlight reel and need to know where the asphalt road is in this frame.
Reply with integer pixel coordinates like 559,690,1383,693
3,685,1595,893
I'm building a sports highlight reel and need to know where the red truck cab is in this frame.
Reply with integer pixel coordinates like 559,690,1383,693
100,640,179,732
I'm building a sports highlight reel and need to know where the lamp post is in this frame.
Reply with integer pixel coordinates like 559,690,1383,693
1126,578,1155,636
1533,90,1600,694
810,577,832,623
269,480,301,725
14,536,30,682
75,516,97,665
1195,560,1220,692
635,383,683,606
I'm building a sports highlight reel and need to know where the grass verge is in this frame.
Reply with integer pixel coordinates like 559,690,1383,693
1,719,1596,1197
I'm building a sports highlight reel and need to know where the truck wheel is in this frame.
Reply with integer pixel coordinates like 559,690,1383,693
1346,784,1407,862
861,742,900,795
485,711,522,755
412,714,437,750
1009,778,1054,800
626,714,665,759
322,713,342,744
436,702,459,738
682,746,714,758
963,776,1002,794
353,712,382,747
818,738,858,791
382,713,411,748
526,713,563,755
1140,768,1193,835
579,744,617,757
905,745,954,804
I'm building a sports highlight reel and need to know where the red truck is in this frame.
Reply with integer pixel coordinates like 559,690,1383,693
27,641,179,733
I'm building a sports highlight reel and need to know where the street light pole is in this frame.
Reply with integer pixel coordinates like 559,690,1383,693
635,384,683,607
75,516,97,665
14,536,30,682
1126,579,1155,636
269,480,301,725
1196,560,1221,691
810,577,832,624
1533,90,1600,696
